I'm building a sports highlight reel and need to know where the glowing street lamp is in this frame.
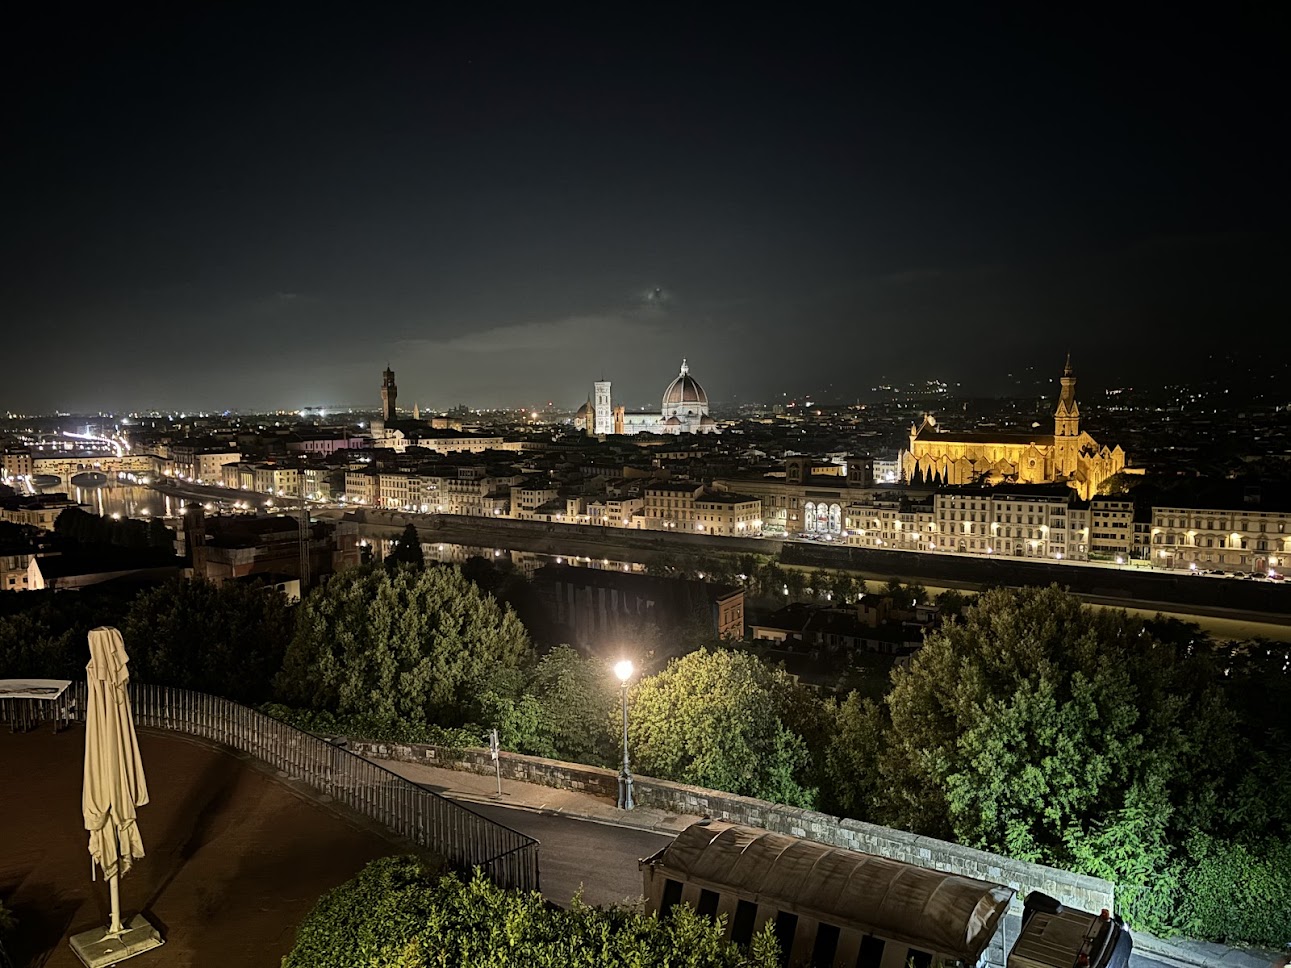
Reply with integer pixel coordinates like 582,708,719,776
614,660,635,810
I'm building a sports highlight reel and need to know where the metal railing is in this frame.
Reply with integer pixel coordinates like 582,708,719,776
62,681,540,892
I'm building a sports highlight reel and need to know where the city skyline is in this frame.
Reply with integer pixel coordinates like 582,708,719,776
4,7,1284,412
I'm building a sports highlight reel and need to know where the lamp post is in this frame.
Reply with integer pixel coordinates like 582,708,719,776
614,659,635,810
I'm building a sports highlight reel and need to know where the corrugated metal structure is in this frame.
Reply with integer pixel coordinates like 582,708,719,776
643,821,1014,967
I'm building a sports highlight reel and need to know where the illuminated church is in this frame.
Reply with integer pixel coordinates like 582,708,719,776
901,357,1126,500
574,360,717,436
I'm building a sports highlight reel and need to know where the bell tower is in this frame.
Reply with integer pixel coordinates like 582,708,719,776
1053,355,1080,476
594,380,612,435
381,366,398,422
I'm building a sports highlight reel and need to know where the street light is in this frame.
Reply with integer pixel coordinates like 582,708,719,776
614,659,635,810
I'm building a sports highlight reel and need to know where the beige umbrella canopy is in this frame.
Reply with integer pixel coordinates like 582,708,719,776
70,627,163,965
83,626,149,881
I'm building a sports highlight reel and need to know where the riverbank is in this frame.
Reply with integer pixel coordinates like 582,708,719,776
347,508,1291,638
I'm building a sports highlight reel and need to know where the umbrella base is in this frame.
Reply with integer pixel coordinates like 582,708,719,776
69,915,164,967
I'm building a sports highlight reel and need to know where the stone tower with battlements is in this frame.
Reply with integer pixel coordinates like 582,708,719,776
381,366,398,423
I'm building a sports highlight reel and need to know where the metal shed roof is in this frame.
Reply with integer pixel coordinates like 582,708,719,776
650,822,1014,963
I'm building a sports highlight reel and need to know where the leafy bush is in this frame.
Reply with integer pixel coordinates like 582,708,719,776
479,646,618,765
275,564,531,728
878,585,1234,866
627,649,821,808
124,577,294,704
260,704,481,751
0,590,129,680
283,857,779,968
1174,835,1291,945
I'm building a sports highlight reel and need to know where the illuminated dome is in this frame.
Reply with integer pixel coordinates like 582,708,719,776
662,360,708,410
575,401,590,417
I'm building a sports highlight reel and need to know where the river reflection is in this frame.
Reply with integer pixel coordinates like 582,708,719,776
366,536,648,579
54,482,652,579
66,484,183,520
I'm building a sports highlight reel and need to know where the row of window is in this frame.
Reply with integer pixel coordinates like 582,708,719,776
657,880,930,968
1158,518,1288,533
1154,534,1279,550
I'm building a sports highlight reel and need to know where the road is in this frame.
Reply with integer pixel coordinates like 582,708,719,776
463,801,671,907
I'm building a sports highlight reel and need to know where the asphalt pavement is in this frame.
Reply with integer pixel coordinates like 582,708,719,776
463,801,672,907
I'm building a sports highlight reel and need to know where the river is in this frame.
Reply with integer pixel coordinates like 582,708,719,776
56,482,648,579
57,482,1291,642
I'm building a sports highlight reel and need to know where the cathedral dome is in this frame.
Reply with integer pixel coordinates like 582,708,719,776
700,414,716,426
662,360,708,409
575,401,590,417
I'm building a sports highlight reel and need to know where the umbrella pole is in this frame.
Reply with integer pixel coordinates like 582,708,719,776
108,870,123,936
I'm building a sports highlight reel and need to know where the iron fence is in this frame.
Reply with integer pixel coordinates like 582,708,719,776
59,681,540,892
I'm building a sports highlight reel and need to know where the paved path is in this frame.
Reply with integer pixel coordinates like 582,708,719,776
376,756,692,908
465,803,672,907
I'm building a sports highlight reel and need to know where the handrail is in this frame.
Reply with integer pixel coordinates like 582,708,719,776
63,681,540,892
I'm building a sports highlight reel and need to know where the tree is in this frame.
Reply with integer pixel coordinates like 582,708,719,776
386,522,425,571
1095,472,1138,496
0,589,130,681
878,586,1234,874
819,691,888,819
808,569,831,602
526,645,617,764
284,859,779,968
827,571,860,604
626,649,821,808
123,577,294,704
53,506,175,553
932,588,972,618
275,564,532,728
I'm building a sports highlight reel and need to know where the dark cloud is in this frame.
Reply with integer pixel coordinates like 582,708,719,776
0,6,1284,411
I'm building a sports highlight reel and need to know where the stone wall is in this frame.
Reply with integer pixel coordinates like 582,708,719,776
354,739,624,801
353,739,1115,930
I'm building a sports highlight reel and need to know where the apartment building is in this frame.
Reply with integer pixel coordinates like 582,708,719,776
643,482,762,535
252,464,299,497
1088,497,1135,561
643,481,705,531
1151,502,1291,573
845,486,1087,561
693,492,763,536
1,450,33,479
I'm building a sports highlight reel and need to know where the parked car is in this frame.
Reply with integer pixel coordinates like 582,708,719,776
1009,892,1132,968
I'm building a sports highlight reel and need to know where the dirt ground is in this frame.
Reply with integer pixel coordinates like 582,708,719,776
0,724,407,968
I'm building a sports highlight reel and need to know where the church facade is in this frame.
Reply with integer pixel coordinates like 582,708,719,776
900,358,1126,500
574,360,718,436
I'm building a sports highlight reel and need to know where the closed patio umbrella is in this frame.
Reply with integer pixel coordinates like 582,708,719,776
69,627,163,966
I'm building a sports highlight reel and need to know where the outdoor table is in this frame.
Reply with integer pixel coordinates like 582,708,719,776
0,679,75,733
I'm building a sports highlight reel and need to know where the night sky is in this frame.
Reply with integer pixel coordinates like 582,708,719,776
3,6,1284,413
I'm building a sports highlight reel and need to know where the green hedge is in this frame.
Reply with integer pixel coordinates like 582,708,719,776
1119,835,1291,946
283,857,779,968
1174,835,1291,945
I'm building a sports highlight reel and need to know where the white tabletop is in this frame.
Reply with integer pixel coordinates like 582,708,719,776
0,679,74,700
